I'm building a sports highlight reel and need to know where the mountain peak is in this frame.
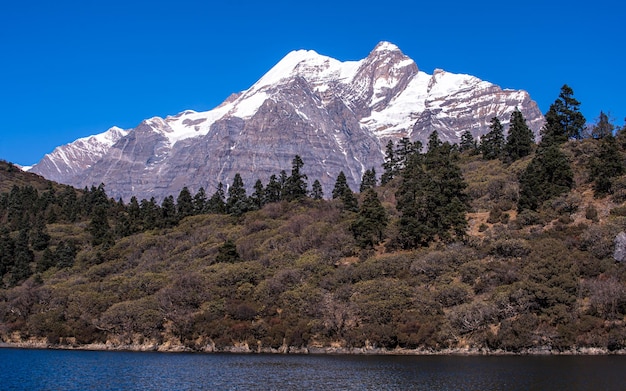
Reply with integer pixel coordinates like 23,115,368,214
372,41,401,53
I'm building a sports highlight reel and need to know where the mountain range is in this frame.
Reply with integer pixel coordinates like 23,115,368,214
29,42,544,201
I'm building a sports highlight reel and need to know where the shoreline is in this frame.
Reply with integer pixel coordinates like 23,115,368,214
1,341,624,356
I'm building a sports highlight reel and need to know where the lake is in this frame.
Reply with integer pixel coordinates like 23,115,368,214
0,348,625,390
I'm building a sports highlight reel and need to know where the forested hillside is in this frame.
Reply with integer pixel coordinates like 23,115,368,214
1,86,626,353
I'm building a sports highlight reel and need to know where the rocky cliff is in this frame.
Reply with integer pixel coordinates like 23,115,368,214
30,42,544,201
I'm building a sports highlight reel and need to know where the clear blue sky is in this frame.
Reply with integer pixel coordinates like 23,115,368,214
1,0,624,166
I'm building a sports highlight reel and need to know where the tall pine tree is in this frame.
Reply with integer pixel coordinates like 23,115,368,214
541,84,586,145
481,117,505,160
505,108,535,162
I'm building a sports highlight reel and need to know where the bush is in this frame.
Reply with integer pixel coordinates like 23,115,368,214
491,239,531,258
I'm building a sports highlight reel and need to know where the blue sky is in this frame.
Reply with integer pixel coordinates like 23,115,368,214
1,0,624,166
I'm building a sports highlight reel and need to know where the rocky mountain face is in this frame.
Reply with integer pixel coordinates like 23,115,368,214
30,42,544,201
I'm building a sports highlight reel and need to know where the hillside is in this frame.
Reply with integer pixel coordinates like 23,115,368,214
2,127,626,353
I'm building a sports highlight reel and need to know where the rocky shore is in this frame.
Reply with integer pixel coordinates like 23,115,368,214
1,338,624,356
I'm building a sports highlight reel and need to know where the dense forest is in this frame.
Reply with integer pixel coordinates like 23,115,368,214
1,85,626,353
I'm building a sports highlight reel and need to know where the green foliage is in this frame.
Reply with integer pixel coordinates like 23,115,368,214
518,143,573,211
216,239,241,263
589,134,624,197
481,117,505,160
395,132,468,248
351,189,387,248
541,84,586,145
332,171,358,212
505,108,534,162
310,180,324,200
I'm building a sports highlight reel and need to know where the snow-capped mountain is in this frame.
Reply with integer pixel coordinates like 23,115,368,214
30,42,544,201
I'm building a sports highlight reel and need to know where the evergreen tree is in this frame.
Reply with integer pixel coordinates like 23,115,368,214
10,228,34,286
0,228,16,279
283,155,308,201
160,195,178,227
226,174,250,216
481,117,505,160
380,140,396,185
459,130,477,153
351,188,388,248
176,187,194,220
589,134,624,196
215,239,241,263
140,197,160,230
518,143,574,211
207,182,226,214
332,171,358,212
127,196,142,233
395,137,419,171
55,240,78,269
89,205,113,246
360,168,377,192
30,215,50,251
265,175,283,204
505,108,535,162
311,180,324,200
193,187,208,215
541,84,586,144
395,137,468,248
590,111,615,140
249,179,266,210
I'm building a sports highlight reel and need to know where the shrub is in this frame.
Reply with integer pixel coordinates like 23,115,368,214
491,239,531,258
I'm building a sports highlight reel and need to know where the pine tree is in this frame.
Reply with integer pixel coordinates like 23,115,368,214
89,205,113,246
541,84,586,145
30,215,50,251
249,179,266,210
459,130,477,153
381,140,396,185
360,168,377,192
481,117,505,160
332,171,358,212
351,188,388,248
216,239,241,263
589,134,624,196
505,108,535,162
590,111,615,140
10,228,34,286
140,197,160,230
226,174,250,215
0,228,15,279
311,180,324,200
518,143,574,211
193,187,208,215
160,195,178,227
207,182,226,214
265,175,282,204
283,155,308,201
176,187,194,220
395,136,468,248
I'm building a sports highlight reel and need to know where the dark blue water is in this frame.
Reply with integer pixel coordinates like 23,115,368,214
1,348,625,390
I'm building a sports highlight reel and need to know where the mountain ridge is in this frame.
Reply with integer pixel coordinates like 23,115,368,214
30,41,544,201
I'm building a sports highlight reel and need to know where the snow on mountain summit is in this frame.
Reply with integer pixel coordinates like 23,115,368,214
30,41,544,201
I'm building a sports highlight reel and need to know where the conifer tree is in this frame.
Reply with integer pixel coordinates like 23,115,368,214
207,183,226,213
89,205,113,246
226,174,250,216
311,180,324,200
505,108,535,162
360,168,377,192
396,133,468,248
589,134,624,196
283,155,308,201
193,187,208,215
541,84,586,144
0,228,15,279
381,140,396,185
176,187,194,220
216,239,241,263
518,143,573,211
10,228,34,285
160,195,178,228
265,175,282,204
481,117,505,160
333,171,358,212
249,179,265,210
351,188,388,248
590,111,615,140
459,130,477,153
